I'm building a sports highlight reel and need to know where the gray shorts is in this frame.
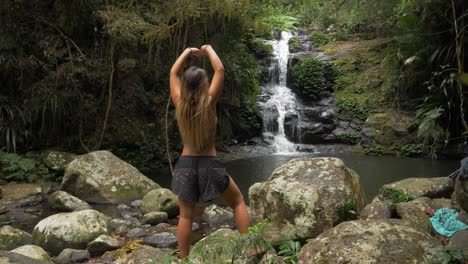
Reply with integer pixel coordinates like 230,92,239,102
171,156,230,203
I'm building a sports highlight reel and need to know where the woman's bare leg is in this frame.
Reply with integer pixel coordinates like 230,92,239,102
177,198,195,259
220,177,250,233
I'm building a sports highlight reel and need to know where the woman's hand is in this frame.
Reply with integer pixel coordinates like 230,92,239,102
187,48,202,57
200,45,211,56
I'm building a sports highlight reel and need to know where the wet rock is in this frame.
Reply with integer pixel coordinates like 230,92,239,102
117,203,142,219
60,150,159,204
202,205,234,227
395,198,433,233
142,232,177,248
54,248,90,264
5,209,39,226
126,228,146,238
110,218,140,235
262,103,279,133
298,219,442,264
42,150,77,174
155,223,172,230
284,112,299,142
10,245,52,263
140,188,179,217
0,225,32,250
453,177,468,213
360,200,394,220
86,235,120,256
0,183,43,208
249,157,366,244
32,209,109,255
141,212,168,225
48,191,91,212
0,251,51,264
112,245,172,264
375,177,454,201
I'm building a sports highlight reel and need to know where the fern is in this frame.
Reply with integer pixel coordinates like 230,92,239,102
278,240,301,264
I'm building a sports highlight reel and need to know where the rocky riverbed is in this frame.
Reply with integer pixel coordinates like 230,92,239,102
0,150,466,263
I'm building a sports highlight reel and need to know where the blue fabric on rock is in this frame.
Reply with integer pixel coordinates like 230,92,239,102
430,208,468,237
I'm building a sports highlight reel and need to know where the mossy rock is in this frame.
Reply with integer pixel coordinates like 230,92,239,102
0,226,32,251
140,188,179,217
290,57,335,101
32,209,109,255
10,245,53,263
298,219,442,263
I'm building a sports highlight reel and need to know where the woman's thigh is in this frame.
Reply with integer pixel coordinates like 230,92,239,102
220,176,245,208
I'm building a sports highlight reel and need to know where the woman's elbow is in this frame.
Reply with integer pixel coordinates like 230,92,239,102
215,66,225,73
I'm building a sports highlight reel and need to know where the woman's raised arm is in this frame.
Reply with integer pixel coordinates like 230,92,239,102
201,45,224,103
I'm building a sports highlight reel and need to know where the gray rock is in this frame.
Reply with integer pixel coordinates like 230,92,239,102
126,228,146,238
395,198,433,233
130,200,141,208
110,218,139,234
141,212,168,225
284,112,299,142
86,235,120,256
32,209,109,255
54,248,90,264
60,150,159,204
0,225,32,250
142,232,177,248
0,251,51,264
262,104,279,133
155,223,172,230
42,151,77,173
249,157,366,245
140,188,179,217
112,245,172,264
48,191,91,212
453,176,468,213
10,245,52,263
298,220,442,264
202,205,234,227
376,177,454,201
360,200,395,220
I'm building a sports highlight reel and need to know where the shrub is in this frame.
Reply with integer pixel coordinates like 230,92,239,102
278,240,301,264
337,201,357,222
336,97,370,120
310,32,329,47
382,189,413,204
396,144,425,157
247,38,273,59
337,133,360,144
0,152,54,182
291,57,335,100
288,37,303,53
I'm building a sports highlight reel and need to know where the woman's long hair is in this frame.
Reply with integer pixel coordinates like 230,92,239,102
176,66,216,153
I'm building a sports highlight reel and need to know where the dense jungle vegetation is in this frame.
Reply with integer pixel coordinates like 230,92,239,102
0,0,467,171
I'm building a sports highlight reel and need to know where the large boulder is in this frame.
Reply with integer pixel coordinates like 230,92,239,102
249,157,366,244
395,197,433,233
32,209,109,255
453,177,468,213
60,150,159,204
363,112,416,146
359,200,394,220
298,220,442,264
375,177,454,202
140,188,179,217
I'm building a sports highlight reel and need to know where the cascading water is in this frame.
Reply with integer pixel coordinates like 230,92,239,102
259,32,297,153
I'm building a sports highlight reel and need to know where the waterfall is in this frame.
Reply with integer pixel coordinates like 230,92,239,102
259,31,297,153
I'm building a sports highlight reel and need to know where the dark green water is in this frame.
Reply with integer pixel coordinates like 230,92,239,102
151,153,459,202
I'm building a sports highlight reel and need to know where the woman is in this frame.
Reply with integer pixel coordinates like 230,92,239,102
169,44,251,260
